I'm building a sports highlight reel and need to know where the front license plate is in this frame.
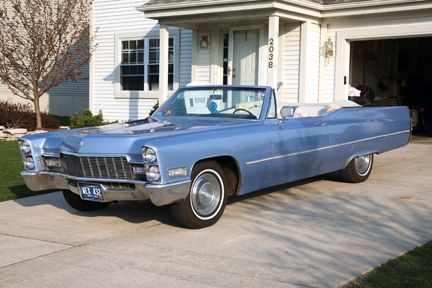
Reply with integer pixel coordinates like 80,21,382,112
79,183,104,201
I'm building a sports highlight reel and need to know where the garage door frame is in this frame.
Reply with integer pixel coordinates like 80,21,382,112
334,20,432,100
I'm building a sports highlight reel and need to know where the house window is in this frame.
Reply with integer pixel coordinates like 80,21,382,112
223,34,229,85
148,38,174,91
121,39,145,91
120,37,174,92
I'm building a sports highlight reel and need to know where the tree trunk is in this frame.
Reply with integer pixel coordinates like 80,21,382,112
33,85,43,130
34,97,42,130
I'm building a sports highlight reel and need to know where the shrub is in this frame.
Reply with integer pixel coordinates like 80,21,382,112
52,115,71,126
70,109,109,128
0,100,60,130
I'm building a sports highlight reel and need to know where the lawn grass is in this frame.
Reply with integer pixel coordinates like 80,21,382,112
0,141,52,201
344,241,432,288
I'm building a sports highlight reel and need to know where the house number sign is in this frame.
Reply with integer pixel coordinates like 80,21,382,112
268,38,274,69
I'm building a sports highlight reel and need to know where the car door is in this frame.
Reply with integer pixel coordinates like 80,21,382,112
270,115,331,186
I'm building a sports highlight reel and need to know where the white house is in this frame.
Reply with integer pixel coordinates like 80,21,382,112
90,0,432,122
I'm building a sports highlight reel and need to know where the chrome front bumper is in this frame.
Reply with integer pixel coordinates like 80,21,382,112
21,171,191,206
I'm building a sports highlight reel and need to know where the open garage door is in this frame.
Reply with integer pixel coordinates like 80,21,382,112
350,37,432,133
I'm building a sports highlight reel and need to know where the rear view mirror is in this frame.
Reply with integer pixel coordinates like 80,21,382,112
280,106,295,119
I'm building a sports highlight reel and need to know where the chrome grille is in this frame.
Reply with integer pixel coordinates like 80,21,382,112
61,154,134,180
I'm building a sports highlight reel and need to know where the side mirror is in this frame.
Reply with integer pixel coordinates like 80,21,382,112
280,106,295,119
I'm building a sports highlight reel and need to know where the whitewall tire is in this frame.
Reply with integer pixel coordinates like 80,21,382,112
170,161,228,229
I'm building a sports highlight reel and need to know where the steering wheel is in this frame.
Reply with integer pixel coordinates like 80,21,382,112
233,108,254,116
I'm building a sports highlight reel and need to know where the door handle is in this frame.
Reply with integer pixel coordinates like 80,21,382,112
227,67,236,75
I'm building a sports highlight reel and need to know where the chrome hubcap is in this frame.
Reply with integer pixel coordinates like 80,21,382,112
355,155,371,176
190,171,222,218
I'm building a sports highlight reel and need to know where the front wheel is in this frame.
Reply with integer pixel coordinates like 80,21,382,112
170,161,228,229
62,190,111,212
339,154,374,183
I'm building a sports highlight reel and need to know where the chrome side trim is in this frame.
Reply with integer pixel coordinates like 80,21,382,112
246,130,411,165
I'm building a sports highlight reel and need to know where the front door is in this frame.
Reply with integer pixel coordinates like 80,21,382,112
228,28,261,85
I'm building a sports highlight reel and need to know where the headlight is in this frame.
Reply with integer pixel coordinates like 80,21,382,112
142,146,161,182
19,140,35,170
19,140,31,154
143,147,157,163
23,156,35,170
145,165,161,181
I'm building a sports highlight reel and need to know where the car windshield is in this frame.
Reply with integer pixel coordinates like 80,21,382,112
152,87,266,120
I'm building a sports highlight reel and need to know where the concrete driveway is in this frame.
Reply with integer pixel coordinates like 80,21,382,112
1,137,431,288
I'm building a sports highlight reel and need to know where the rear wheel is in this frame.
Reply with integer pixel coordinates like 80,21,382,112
339,154,374,183
170,161,228,229
62,190,111,212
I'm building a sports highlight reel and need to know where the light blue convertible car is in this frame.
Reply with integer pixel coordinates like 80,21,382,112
20,85,411,228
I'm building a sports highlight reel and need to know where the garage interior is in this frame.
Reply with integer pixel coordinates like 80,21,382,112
350,37,432,133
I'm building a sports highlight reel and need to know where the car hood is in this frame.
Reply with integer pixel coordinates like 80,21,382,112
70,116,252,136
34,117,259,156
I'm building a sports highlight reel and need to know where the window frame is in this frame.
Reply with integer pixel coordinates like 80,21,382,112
120,39,145,91
114,29,180,99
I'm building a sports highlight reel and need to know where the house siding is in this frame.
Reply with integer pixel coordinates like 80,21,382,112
179,29,193,87
0,72,88,116
0,85,49,112
92,0,159,122
48,65,89,116
92,0,192,122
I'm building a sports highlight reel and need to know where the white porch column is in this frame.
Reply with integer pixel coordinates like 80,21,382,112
210,28,223,84
159,24,169,103
299,21,310,103
191,30,197,83
267,15,279,89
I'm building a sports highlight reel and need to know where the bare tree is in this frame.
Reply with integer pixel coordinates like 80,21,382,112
0,0,94,129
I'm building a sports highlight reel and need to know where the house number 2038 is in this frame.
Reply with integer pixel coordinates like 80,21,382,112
268,38,274,69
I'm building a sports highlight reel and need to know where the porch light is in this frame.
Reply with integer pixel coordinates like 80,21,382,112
200,35,209,49
326,37,334,60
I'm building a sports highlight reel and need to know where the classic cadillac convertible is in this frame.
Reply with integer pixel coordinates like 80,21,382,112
20,85,411,228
